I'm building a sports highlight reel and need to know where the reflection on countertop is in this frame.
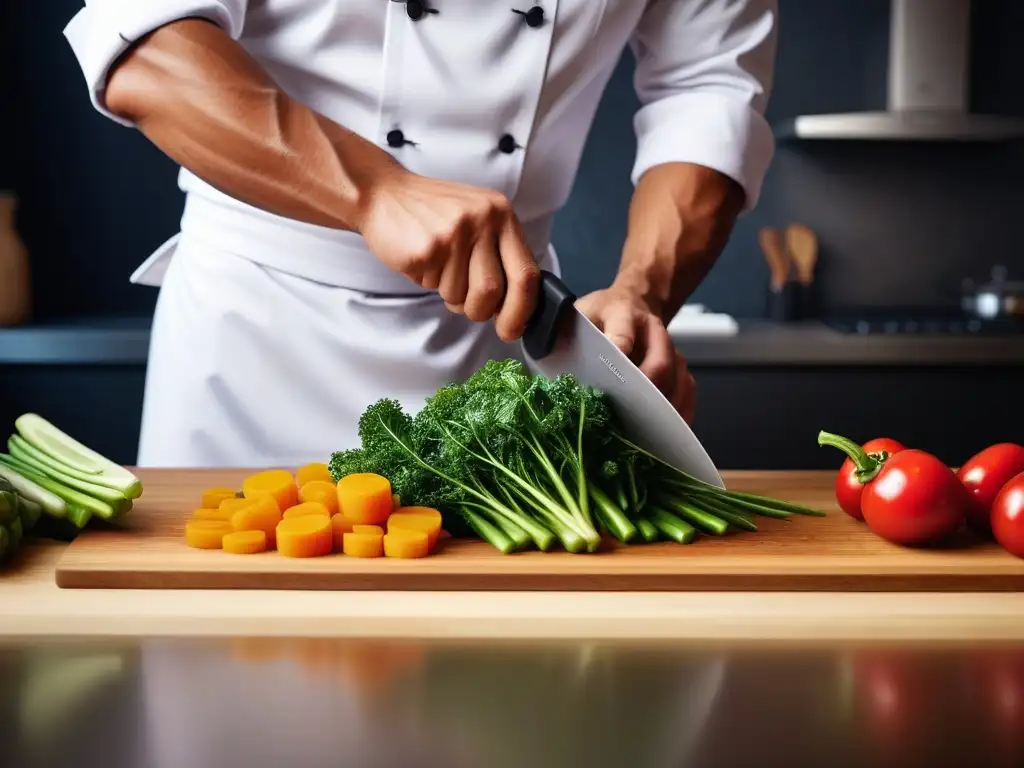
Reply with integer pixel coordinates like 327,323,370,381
1,315,1023,367
1,637,1022,768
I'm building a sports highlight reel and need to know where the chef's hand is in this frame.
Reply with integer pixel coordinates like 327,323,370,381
576,286,697,424
359,168,541,342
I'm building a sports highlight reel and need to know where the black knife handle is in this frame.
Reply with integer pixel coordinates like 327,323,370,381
522,270,576,360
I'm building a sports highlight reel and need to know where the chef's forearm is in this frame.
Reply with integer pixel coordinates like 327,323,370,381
614,162,745,320
104,18,400,232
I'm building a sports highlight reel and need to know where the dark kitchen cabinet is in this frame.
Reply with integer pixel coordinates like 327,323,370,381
690,365,1024,469
1,361,1020,470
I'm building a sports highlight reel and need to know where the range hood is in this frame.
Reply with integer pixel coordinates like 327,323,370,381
775,0,1024,141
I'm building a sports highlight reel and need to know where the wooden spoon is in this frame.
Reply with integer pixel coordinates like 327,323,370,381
758,227,790,292
786,223,818,287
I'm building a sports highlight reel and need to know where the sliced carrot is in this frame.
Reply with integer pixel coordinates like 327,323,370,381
384,529,430,559
282,501,331,520
242,469,298,511
387,511,442,550
223,530,267,554
277,515,333,558
201,487,238,509
336,473,392,525
187,519,233,530
352,524,384,536
298,481,340,516
231,495,283,548
331,514,353,552
395,506,442,522
192,507,235,522
439,529,452,541
186,519,232,549
219,497,257,516
296,462,334,488
343,531,384,558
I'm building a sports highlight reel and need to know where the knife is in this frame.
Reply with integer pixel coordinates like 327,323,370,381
521,271,725,489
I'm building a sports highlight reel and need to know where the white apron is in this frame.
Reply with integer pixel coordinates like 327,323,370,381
134,181,559,468
64,0,778,468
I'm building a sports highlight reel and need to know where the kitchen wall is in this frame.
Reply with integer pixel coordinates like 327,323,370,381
558,0,1024,314
6,0,1024,322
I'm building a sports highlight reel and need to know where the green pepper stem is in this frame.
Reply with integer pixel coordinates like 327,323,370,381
817,430,883,482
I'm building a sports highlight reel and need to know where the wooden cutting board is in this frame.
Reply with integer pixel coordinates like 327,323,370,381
54,468,1024,592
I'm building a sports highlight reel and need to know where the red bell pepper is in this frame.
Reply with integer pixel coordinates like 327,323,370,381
957,443,1024,533
991,472,1024,559
818,431,967,547
833,437,907,520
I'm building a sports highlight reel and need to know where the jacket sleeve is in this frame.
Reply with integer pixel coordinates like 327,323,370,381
629,0,778,211
63,1,249,127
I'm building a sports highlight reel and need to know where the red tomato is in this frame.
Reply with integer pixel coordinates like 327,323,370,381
862,449,967,546
991,472,1024,559
835,438,907,520
957,443,1024,533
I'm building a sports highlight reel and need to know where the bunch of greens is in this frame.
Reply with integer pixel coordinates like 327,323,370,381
329,359,823,554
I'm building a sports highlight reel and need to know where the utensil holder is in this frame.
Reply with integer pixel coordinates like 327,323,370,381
766,282,799,322
796,282,817,321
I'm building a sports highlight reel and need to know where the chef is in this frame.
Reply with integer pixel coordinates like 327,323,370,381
63,1,777,469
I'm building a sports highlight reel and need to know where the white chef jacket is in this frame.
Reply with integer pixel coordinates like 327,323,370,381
61,0,777,468
65,0,776,271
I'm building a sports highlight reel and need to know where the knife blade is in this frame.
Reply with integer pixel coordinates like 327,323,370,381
521,271,724,489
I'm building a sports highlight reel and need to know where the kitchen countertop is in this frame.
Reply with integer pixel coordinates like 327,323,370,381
1,315,1022,366
676,320,1024,366
0,316,151,365
5,541,1024,640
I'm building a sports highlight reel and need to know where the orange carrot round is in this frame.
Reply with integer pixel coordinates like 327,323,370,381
331,514,353,552
231,495,283,548
387,511,442,550
298,481,340,516
296,462,334,488
282,501,331,520
352,524,384,536
343,531,383,558
395,506,442,522
384,529,430,559
277,515,333,558
201,487,238,509
185,520,232,549
223,530,267,554
192,507,235,522
219,497,257,516
242,469,298,511
336,473,392,525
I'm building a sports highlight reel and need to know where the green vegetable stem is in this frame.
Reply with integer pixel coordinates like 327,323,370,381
328,359,826,555
816,430,889,482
